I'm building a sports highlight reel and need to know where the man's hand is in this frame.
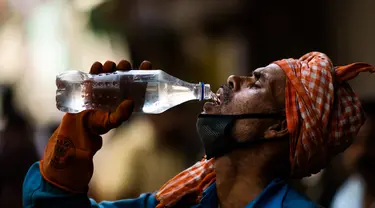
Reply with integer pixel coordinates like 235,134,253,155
85,60,152,134
40,60,153,193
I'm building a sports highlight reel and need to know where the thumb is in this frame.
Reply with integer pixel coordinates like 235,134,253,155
85,100,134,135
109,100,134,127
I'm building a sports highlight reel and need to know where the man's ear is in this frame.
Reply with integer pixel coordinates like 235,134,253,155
264,120,288,139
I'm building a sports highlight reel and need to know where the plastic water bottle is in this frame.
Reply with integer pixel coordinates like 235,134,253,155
56,70,216,114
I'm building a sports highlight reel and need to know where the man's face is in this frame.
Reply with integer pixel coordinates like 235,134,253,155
203,64,286,141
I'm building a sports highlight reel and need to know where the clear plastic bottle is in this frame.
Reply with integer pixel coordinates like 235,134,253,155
56,70,214,114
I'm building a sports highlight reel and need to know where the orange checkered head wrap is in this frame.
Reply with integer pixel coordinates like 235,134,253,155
273,51,375,178
155,52,375,207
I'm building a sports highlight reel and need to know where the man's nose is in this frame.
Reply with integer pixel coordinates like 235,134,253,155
227,75,241,91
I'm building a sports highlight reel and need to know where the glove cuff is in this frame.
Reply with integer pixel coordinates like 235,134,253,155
40,160,89,193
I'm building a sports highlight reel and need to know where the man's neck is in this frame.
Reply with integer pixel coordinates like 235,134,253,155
214,140,289,208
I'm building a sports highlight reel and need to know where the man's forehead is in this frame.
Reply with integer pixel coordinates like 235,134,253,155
254,64,281,72
252,64,284,77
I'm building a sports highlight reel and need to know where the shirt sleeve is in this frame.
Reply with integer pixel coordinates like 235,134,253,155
23,162,159,208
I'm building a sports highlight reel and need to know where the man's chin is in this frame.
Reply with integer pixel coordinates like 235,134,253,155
202,102,221,114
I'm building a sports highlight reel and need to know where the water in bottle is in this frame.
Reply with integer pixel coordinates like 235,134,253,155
56,70,217,114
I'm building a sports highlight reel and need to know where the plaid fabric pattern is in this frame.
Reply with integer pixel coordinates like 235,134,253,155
155,157,215,208
273,51,374,178
155,52,375,207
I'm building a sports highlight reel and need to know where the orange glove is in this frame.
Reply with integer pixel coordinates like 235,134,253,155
40,60,153,193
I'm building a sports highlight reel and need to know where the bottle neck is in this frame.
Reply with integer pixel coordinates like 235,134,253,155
194,82,212,101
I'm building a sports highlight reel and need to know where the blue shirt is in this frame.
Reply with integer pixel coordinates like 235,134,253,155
23,162,321,208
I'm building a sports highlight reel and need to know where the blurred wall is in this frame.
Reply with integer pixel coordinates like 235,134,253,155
328,0,375,100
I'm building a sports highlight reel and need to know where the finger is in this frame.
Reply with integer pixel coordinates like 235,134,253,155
139,61,152,70
90,62,103,74
85,100,133,135
103,61,117,73
109,100,134,127
117,60,132,71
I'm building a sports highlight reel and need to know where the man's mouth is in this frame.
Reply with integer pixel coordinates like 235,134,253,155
203,88,223,112
212,91,221,105
209,88,223,105
216,88,224,104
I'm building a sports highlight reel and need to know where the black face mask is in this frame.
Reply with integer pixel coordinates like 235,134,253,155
196,113,285,159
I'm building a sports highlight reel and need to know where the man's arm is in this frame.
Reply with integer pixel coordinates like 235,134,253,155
22,60,157,208
23,162,159,208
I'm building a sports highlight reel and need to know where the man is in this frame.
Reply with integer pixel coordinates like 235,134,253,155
23,52,375,207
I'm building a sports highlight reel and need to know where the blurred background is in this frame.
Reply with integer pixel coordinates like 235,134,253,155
1,0,375,207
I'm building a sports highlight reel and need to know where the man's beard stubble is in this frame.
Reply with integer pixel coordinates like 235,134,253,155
221,84,233,105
